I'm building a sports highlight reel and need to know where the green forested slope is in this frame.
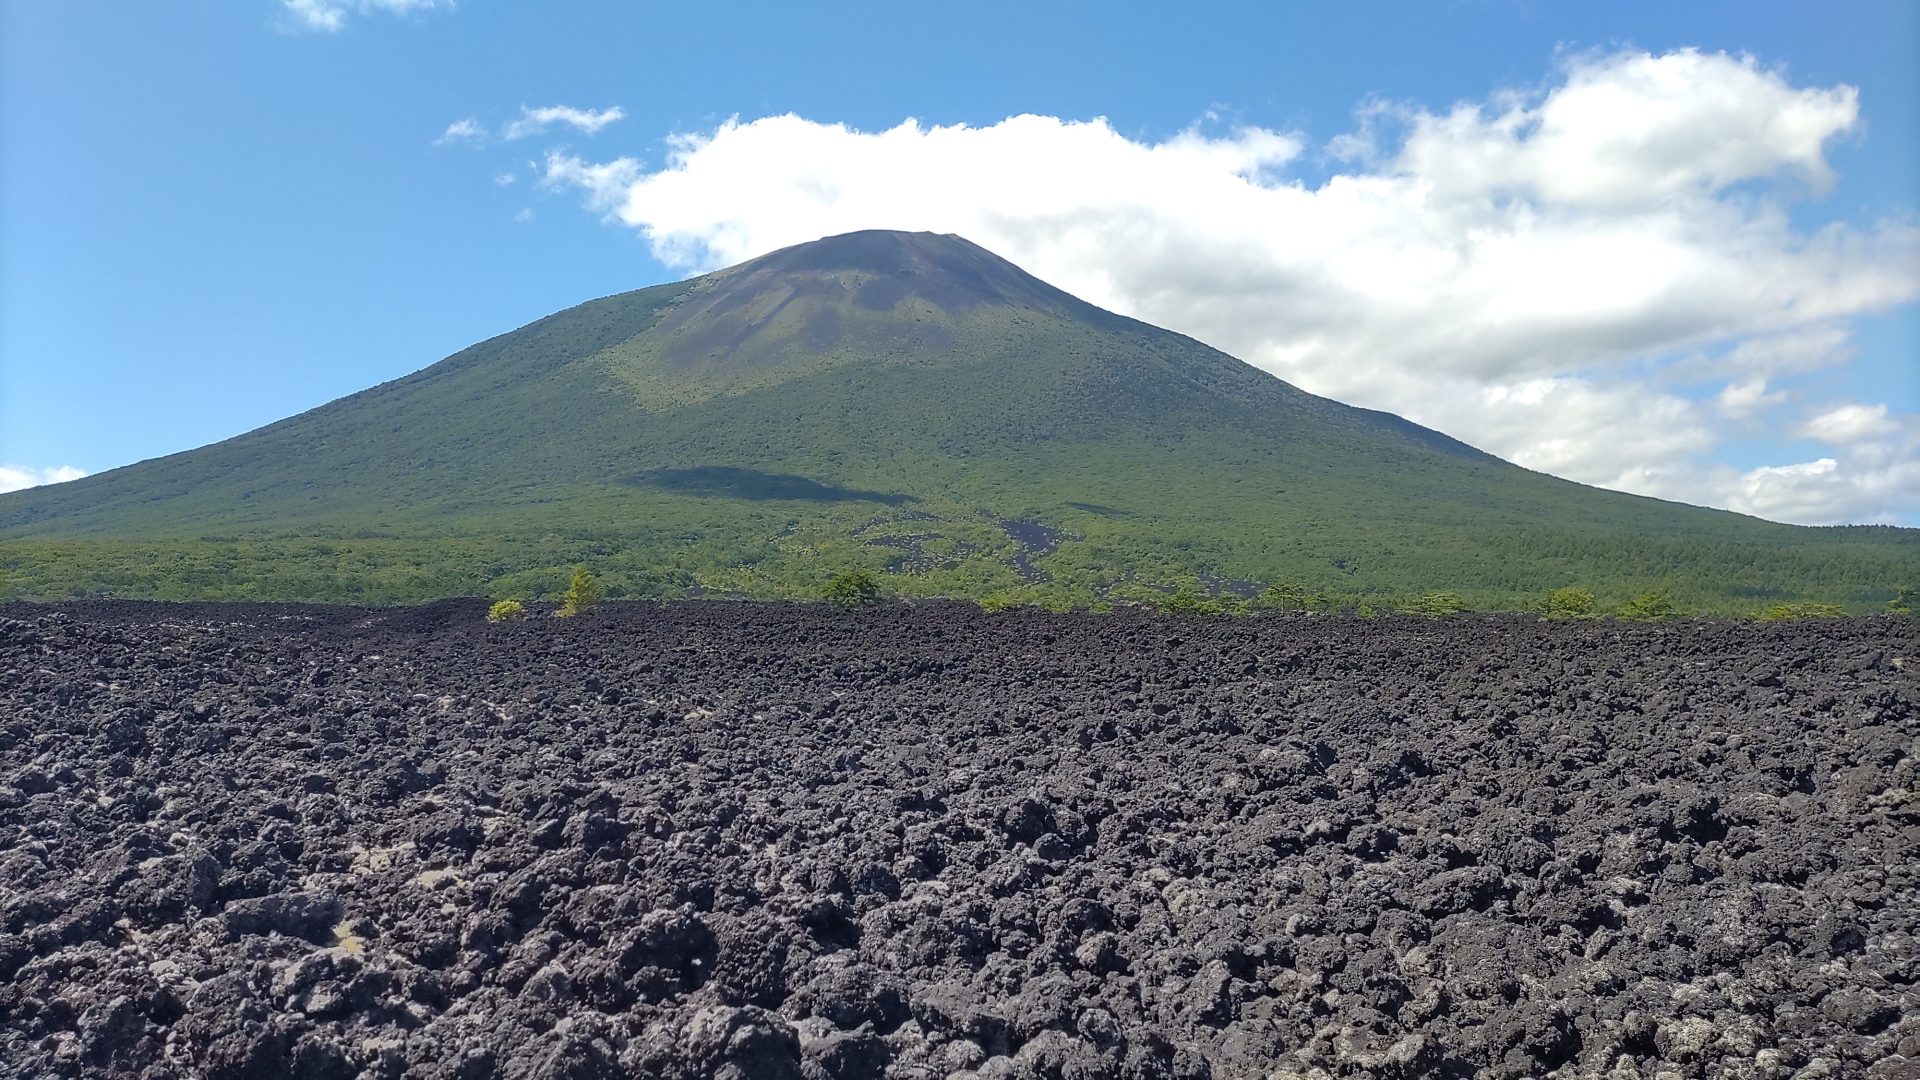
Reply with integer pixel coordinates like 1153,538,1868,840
2,231,1913,610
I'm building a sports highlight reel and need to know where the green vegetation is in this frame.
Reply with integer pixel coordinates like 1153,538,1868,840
822,570,883,606
1256,579,1328,612
0,232,1913,612
1891,585,1918,615
1757,601,1845,621
555,565,602,617
1545,586,1598,619
1154,586,1243,616
1406,591,1468,617
487,599,526,622
1619,591,1679,620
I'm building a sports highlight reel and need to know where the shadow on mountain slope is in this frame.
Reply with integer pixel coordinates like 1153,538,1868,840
627,466,920,505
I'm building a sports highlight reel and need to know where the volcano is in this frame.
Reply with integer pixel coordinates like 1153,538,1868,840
2,230,1912,607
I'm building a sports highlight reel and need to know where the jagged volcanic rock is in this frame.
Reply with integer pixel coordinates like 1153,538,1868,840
1,600,1916,1077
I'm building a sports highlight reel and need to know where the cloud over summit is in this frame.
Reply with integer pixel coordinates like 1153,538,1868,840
541,48,1919,525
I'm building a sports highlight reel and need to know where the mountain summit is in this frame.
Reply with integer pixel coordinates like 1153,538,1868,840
578,231,1115,405
715,229,1088,313
1,231,1911,607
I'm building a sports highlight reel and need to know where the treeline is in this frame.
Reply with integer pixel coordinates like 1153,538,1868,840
2,534,1911,620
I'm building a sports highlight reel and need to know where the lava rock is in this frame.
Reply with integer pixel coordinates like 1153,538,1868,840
1,600,1914,1080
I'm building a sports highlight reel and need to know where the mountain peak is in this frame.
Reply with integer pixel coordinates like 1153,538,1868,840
576,230,1097,390
714,229,1079,315
745,229,980,273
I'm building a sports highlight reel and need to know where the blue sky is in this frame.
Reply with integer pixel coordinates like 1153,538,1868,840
2,0,1915,523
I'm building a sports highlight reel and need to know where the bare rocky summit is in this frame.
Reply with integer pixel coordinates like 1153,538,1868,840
1,600,1915,1078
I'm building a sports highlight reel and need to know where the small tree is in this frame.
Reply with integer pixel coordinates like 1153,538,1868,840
1889,585,1917,615
555,565,603,617
487,599,526,622
822,571,883,606
1156,585,1240,616
1618,591,1676,620
1158,589,1208,614
1545,587,1597,620
1407,591,1466,617
1257,578,1326,612
1758,601,1844,621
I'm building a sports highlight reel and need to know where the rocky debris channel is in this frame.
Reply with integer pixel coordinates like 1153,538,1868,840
0,599,1915,1079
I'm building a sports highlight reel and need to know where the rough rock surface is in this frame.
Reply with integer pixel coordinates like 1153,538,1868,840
1,599,1916,1079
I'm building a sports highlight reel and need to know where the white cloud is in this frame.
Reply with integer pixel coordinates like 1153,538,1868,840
1462,377,1717,485
1395,47,1857,207
435,106,625,149
282,0,453,33
436,118,486,146
493,172,517,186
0,465,87,495
541,48,1920,525
1624,447,1920,526
542,153,644,213
1717,326,1854,378
1800,403,1902,443
502,105,625,141
1714,377,1787,418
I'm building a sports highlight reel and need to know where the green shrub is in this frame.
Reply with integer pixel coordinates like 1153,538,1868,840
1406,591,1467,617
1757,601,1844,621
486,599,526,622
1618,591,1677,620
554,565,603,617
1545,587,1597,619
1256,578,1327,612
979,593,1020,612
1156,587,1239,615
822,570,883,606
1889,585,1917,615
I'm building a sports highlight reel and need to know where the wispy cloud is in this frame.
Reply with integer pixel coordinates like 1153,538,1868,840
502,105,626,140
435,118,486,146
542,48,1919,524
281,0,454,33
435,106,625,148
1799,403,1901,444
0,465,87,495
1713,377,1786,418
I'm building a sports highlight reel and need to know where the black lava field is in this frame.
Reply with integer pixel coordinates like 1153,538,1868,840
2,601,1916,1080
